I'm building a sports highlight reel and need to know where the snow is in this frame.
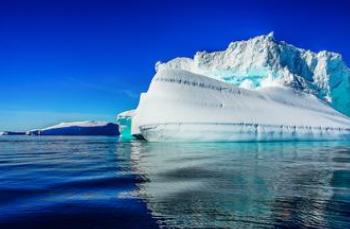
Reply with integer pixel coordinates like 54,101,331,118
131,69,350,142
41,121,110,130
27,121,119,136
156,33,350,116
118,33,350,142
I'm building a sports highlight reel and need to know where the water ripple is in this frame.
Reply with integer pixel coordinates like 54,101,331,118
0,136,349,228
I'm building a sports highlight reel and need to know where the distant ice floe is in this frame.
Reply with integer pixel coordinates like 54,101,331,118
26,121,120,136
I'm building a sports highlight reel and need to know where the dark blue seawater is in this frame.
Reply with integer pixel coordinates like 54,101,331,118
0,136,350,228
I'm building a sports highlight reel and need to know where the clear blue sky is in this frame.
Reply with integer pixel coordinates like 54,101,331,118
1,0,350,131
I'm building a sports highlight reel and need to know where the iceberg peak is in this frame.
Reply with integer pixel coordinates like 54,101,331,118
252,31,275,42
267,31,275,39
155,33,350,116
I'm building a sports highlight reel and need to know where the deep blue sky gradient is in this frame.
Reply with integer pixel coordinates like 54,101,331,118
1,0,350,131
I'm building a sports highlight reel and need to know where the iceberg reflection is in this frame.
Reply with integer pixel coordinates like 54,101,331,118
128,141,350,228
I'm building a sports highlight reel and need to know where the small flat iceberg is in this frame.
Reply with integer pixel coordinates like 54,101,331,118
27,121,120,136
0,131,26,136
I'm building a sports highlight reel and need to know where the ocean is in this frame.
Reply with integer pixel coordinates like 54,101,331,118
0,136,349,228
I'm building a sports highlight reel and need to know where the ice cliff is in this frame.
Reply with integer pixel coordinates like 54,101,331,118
156,32,350,116
116,110,135,140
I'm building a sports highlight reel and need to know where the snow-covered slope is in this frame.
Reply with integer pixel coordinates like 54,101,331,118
27,121,120,136
118,33,350,142
41,121,111,130
156,32,350,116
131,69,350,142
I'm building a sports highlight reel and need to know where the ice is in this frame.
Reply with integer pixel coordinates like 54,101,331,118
156,33,350,116
116,110,135,140
118,33,350,142
26,121,119,136
42,121,111,129
130,69,350,142
0,131,26,136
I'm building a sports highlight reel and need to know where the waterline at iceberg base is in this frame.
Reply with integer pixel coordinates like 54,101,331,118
118,33,350,142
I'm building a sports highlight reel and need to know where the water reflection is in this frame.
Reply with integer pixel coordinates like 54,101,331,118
129,141,350,228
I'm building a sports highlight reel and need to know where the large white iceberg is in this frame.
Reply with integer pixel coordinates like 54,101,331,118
156,32,350,116
119,33,350,142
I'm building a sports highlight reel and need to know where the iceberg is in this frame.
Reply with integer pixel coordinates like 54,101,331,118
26,121,119,136
118,33,350,142
116,110,136,140
0,131,26,136
156,32,350,116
